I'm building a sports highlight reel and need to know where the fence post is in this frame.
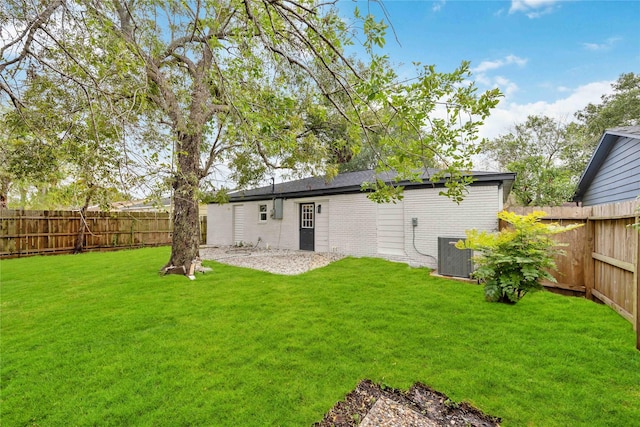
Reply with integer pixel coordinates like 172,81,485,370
583,217,595,300
635,212,639,351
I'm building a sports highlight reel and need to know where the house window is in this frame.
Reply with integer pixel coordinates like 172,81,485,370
259,204,268,222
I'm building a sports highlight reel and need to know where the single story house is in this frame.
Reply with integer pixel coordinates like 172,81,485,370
573,126,640,206
207,169,515,269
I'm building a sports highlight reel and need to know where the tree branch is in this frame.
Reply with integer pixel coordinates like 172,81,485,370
271,0,361,78
200,117,227,178
0,0,65,73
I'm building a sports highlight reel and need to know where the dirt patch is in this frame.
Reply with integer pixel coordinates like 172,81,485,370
314,379,501,427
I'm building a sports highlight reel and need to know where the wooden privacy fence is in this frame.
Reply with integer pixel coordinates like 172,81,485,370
0,210,173,258
200,215,207,245
504,200,640,349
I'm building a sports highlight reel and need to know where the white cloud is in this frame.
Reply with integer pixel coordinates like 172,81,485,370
471,55,526,100
0,22,26,60
582,42,602,51
582,37,622,51
524,8,555,18
474,73,492,87
432,0,446,12
0,21,23,42
479,80,614,140
509,0,558,12
509,0,560,18
472,55,527,74
494,76,519,97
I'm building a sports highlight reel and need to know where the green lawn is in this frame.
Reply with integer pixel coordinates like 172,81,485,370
1,247,639,426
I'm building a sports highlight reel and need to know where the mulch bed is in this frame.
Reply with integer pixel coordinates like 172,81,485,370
313,379,501,427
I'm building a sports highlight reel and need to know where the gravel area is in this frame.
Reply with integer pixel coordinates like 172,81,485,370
314,380,501,427
199,245,346,275
360,396,437,427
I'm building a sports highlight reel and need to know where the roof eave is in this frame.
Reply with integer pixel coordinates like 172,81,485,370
573,132,618,202
224,173,516,203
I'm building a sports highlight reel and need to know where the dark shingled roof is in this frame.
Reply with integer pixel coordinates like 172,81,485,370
224,168,516,202
574,126,640,202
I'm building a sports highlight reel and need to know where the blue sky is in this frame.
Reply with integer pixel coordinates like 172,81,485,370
338,0,640,139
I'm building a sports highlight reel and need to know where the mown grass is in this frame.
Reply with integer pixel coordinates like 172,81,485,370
1,247,639,426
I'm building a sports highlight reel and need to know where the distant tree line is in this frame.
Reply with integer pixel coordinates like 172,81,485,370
483,72,639,207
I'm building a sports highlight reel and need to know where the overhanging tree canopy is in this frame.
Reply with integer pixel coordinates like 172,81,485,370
1,0,501,276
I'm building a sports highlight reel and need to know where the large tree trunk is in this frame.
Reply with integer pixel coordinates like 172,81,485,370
163,133,201,276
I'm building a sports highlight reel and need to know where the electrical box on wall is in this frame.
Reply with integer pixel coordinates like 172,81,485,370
272,198,283,219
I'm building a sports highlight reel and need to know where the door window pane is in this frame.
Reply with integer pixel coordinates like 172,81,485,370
301,204,314,228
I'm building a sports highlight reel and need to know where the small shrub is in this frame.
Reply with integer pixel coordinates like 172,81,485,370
456,211,582,303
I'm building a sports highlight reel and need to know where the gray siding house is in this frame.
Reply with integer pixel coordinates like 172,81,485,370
574,126,640,206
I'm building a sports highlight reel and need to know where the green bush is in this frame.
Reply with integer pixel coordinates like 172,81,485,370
456,211,582,303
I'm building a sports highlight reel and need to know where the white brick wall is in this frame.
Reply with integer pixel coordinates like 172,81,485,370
402,183,500,268
207,203,233,245
241,199,298,249
328,193,379,256
206,183,501,268
314,199,330,252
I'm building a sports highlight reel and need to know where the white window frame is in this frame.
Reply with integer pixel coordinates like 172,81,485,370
258,204,268,223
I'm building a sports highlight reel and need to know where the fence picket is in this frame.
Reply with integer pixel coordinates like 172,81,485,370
0,210,174,258
504,200,639,349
